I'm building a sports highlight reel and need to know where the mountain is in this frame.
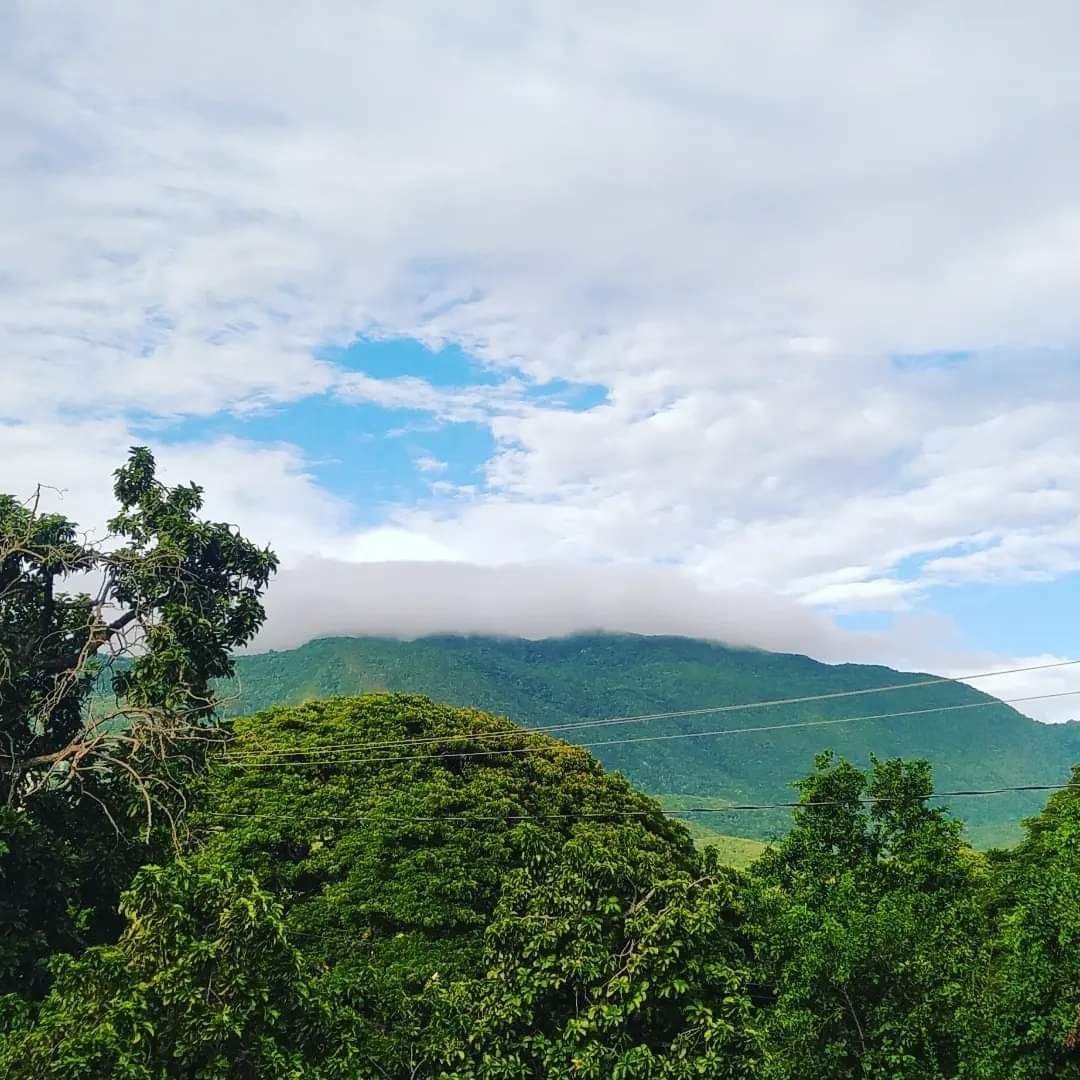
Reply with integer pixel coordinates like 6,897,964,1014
223,633,1080,846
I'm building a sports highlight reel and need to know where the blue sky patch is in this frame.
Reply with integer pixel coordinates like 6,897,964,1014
892,542,982,581
326,336,607,409
323,337,502,387
150,396,496,528
140,337,608,527
525,378,608,411
834,562,1080,657
919,575,1080,657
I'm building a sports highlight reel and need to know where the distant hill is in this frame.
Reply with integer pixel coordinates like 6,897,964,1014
224,634,1080,846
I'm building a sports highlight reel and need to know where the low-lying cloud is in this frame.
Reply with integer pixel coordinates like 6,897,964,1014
255,558,848,655
251,558,1080,725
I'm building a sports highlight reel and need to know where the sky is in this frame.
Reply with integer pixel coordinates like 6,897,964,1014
5,3,1080,719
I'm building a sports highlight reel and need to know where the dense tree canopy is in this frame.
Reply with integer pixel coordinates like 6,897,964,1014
747,754,991,1078
192,693,707,1075
437,832,763,1078
0,861,365,1079
2,685,1079,1077
968,763,1080,1077
216,634,1080,848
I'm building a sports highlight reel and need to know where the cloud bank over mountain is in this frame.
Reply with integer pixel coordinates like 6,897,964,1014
254,559,1080,724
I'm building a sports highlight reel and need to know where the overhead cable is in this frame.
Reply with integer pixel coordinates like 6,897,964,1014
200,781,1079,825
224,656,1080,759
217,688,1080,770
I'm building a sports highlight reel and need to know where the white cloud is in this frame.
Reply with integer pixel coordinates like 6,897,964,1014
355,371,1080,609
253,557,868,657
414,455,448,475
0,419,351,561
341,526,462,563
8,4,1080,406
947,655,1080,725
6,2,1080,681
336,372,529,423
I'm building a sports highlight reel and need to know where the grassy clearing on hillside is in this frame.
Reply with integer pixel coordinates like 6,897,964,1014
694,833,769,867
963,820,1024,850
657,794,771,865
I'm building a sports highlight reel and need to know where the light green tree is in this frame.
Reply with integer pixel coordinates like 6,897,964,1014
967,764,1080,1077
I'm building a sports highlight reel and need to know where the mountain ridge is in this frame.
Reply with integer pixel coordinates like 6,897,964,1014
224,632,1080,846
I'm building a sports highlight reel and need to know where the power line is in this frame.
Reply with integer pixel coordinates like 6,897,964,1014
224,656,1080,759
199,781,1078,825
216,688,1080,770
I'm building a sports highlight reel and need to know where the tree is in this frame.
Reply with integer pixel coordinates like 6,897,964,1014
748,754,990,1079
192,692,704,1075
0,448,276,994
436,828,764,1079
0,446,277,817
968,763,1080,1077
0,861,366,1079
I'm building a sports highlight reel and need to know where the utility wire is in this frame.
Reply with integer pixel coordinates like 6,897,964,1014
224,656,1080,759
199,782,1079,825
217,688,1080,770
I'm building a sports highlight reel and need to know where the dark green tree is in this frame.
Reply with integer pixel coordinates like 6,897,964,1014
0,861,365,1079
748,754,989,1079
968,763,1080,1077
1,446,277,812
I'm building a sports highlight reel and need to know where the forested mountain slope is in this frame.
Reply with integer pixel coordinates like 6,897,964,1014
225,634,1080,845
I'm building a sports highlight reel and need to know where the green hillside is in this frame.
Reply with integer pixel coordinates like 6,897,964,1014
224,633,1080,846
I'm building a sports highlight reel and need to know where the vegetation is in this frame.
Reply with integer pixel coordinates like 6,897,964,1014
2,447,276,812
2,456,1080,1077
968,764,1080,1076
222,634,1080,846
692,832,769,867
0,448,276,995
748,754,991,1077
4,687,1079,1077
193,694,706,1075
0,863,365,1079
435,837,764,1078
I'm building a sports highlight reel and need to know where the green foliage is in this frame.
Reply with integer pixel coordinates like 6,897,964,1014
0,492,96,780
220,634,1080,844
0,447,275,997
655,798,770,864
7,452,1080,1076
1,445,276,809
2,444,278,812
199,693,693,962
437,829,764,1079
195,692,699,1074
0,861,364,1079
966,764,1080,1077
105,448,278,721
749,753,991,1079
4,675,1078,1078
692,832,769,868
0,802,145,998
